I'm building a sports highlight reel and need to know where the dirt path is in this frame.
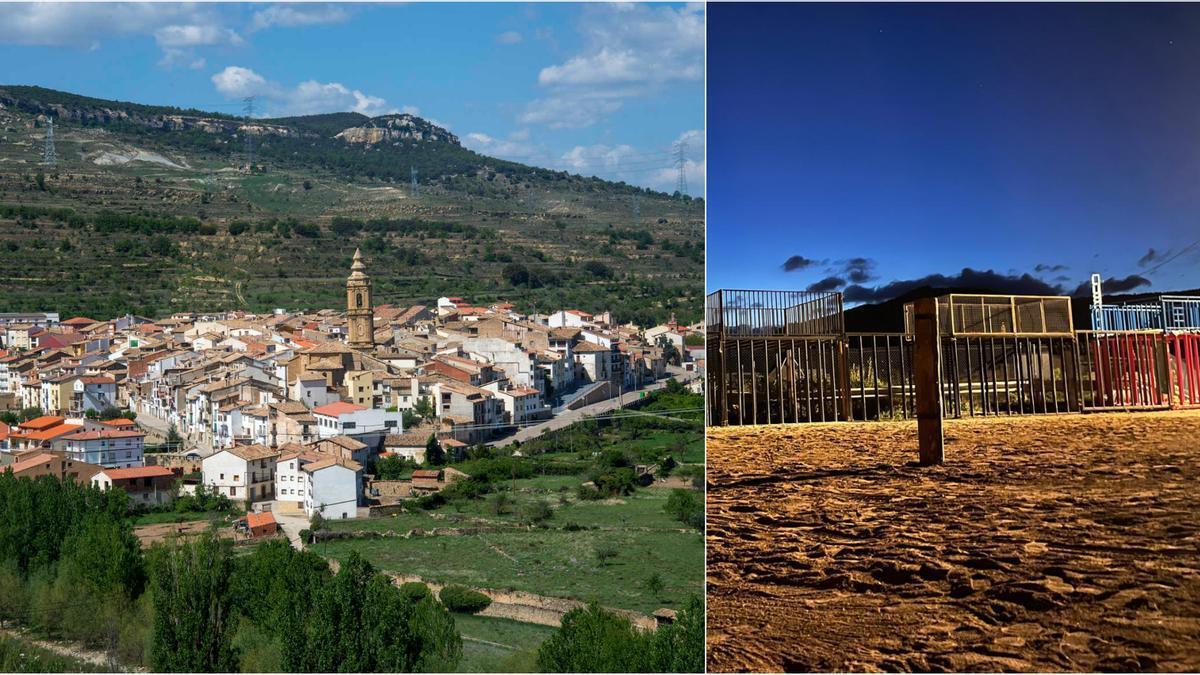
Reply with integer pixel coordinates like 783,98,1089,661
0,626,145,672
707,410,1200,672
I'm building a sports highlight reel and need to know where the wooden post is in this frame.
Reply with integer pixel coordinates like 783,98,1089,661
913,298,945,465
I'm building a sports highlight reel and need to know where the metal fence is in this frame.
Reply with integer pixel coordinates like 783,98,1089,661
707,289,1200,427
706,289,844,338
1078,330,1200,410
905,294,1075,336
940,335,1081,417
707,336,847,425
847,333,914,421
1090,296,1200,331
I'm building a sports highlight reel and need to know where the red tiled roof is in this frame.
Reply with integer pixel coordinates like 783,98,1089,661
312,401,366,417
100,466,174,480
7,453,58,474
14,423,82,442
62,429,144,441
62,317,99,327
244,511,276,529
18,416,66,431
79,375,116,385
101,418,137,428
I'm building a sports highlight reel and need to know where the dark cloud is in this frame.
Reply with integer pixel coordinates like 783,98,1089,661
806,276,846,293
843,268,1064,304
1138,248,1168,267
781,255,817,272
1070,274,1150,297
1035,263,1068,273
841,257,877,284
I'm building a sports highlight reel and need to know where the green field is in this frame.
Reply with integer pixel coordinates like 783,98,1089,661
324,523,700,615
322,393,705,617
453,615,553,673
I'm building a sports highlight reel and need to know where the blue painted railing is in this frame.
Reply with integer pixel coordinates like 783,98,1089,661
1091,296,1200,331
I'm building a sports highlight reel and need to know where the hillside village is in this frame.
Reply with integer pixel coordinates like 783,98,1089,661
0,249,703,524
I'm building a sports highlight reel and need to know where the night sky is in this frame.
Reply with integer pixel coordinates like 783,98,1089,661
707,3,1200,303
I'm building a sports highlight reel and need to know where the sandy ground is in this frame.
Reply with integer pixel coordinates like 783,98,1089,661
706,411,1200,672
133,520,234,547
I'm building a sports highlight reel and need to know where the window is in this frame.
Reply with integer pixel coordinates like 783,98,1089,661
219,473,225,480
385,420,397,428
343,422,356,430
233,475,240,482
356,292,363,308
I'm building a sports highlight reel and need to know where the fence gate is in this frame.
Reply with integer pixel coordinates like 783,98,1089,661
706,289,848,426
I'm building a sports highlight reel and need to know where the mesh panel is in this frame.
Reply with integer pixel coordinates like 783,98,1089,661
905,295,1073,335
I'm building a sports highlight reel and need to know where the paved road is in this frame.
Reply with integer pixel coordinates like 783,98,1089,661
272,507,310,550
498,369,697,445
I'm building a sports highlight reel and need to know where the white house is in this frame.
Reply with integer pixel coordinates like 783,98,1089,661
312,401,402,447
61,429,145,469
302,458,361,520
274,449,324,513
548,309,593,329
482,384,550,426
72,376,118,415
201,444,280,502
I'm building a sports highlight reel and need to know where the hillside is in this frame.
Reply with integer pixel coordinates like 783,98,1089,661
0,86,703,325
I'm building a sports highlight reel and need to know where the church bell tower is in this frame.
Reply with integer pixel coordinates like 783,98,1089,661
346,248,375,351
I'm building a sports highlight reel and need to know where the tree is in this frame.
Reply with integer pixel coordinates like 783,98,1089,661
643,572,665,601
537,601,651,672
657,337,681,366
647,596,704,672
148,532,238,672
503,262,531,287
425,434,445,466
35,172,46,191
664,489,703,530
413,396,435,422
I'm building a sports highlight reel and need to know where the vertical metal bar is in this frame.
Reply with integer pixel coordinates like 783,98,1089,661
1002,337,1012,414
1050,338,1060,413
750,339,758,423
729,338,739,422
885,334,894,419
777,340,785,423
803,339,811,422
965,337,975,416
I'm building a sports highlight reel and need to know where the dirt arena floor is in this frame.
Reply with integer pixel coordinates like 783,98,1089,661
707,410,1200,672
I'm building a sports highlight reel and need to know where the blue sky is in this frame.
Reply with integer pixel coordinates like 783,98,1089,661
0,2,704,195
708,3,1200,301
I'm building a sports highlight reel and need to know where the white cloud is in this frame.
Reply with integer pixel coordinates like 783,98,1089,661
496,30,523,45
211,65,396,117
212,66,271,98
0,3,244,68
463,130,541,160
154,24,242,48
250,5,349,32
522,4,704,128
553,129,705,196
519,95,623,130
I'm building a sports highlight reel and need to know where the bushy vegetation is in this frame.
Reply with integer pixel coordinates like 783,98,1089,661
537,596,704,672
0,474,463,672
438,584,492,614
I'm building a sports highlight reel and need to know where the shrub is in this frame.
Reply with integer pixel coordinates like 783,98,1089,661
399,582,432,602
438,585,491,614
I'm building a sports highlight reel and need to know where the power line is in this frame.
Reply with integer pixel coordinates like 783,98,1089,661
1140,238,1200,278
672,140,688,196
41,118,57,167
